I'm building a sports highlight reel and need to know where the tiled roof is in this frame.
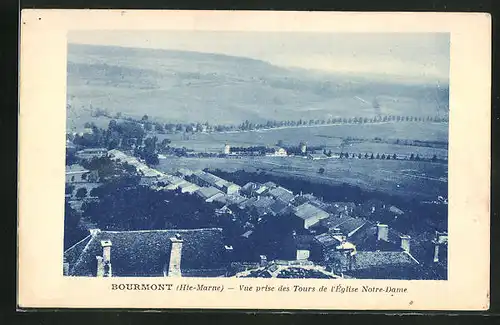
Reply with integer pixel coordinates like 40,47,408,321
251,197,276,215
193,171,227,188
178,181,197,189
66,164,89,174
251,197,275,209
294,203,329,221
263,181,277,188
241,182,257,191
337,218,368,237
352,251,417,270
314,233,340,248
268,187,295,203
65,228,227,277
238,197,258,209
196,186,223,200
223,194,247,206
269,200,289,215
295,235,315,250
176,168,194,177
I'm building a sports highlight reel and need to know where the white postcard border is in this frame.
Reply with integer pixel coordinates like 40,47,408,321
18,10,491,310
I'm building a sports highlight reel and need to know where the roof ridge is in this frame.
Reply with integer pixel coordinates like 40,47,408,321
69,233,98,275
101,227,223,234
64,234,92,253
403,251,421,265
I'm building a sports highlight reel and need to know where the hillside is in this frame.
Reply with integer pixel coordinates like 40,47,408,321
66,43,449,128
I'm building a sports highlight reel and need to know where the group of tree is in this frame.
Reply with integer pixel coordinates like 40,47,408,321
80,156,138,183
82,182,221,232
111,110,449,137
72,120,147,150
339,152,398,160
337,152,440,162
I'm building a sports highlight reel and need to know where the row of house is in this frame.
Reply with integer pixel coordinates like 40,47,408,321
108,149,164,178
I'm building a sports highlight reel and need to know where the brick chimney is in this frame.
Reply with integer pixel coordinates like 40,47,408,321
167,233,183,277
100,240,112,277
400,235,411,253
377,223,389,241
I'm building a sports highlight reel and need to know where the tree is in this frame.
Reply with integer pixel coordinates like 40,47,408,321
410,153,415,160
108,119,118,130
155,123,165,133
393,154,397,160
75,187,88,199
370,153,374,159
358,153,362,159
318,167,325,174
65,184,75,195
376,153,380,159
64,202,87,250
142,114,149,121
364,153,369,159
381,154,386,159
432,154,438,162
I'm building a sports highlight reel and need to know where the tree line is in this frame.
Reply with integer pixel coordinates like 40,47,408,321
86,106,449,136
335,151,442,162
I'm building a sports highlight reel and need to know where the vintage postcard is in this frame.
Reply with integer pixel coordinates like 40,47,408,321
18,10,491,310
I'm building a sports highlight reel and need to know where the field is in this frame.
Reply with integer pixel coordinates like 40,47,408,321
163,122,448,159
157,155,447,201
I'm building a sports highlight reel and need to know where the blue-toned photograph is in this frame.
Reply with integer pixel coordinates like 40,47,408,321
63,31,449,280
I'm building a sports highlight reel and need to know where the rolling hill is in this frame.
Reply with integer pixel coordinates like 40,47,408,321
66,43,449,128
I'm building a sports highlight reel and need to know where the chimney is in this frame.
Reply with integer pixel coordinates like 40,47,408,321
433,242,440,263
101,240,112,262
100,240,112,277
377,224,389,241
63,256,70,276
400,235,411,253
260,255,267,267
224,245,234,263
296,249,310,261
96,256,104,277
166,234,183,277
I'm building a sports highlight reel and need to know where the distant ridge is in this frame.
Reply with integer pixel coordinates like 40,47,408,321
66,43,449,126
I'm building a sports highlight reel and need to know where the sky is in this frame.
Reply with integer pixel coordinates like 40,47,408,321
69,31,450,83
